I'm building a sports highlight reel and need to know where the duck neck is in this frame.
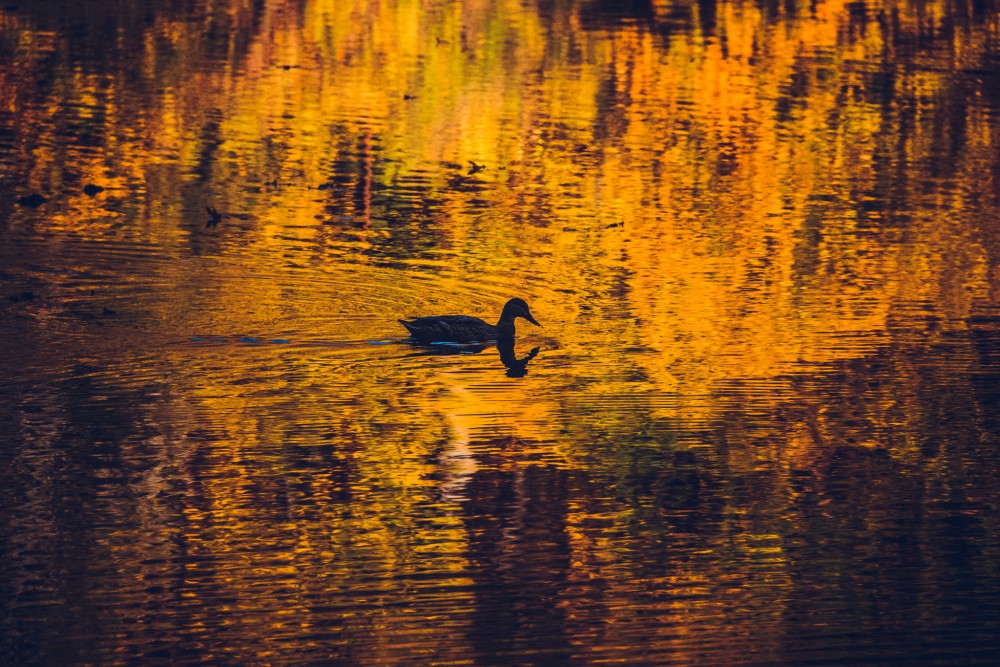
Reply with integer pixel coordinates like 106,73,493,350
495,314,516,340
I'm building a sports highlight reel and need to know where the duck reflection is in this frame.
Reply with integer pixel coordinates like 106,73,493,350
408,339,542,376
497,339,540,377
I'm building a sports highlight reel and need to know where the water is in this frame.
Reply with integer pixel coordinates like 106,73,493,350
2,0,1000,664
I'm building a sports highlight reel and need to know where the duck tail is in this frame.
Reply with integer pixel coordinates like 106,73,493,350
398,319,417,335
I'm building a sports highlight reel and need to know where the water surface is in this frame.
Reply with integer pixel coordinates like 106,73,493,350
2,0,1000,664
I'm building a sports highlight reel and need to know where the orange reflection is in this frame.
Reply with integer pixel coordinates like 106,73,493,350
2,0,1000,662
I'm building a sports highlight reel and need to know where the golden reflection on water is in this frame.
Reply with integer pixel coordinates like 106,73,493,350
2,0,1000,664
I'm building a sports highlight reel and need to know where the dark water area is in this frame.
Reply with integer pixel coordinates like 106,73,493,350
2,0,1000,664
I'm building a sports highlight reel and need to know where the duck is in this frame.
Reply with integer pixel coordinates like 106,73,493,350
399,297,540,343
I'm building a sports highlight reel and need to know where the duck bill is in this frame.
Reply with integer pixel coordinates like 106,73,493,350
526,313,540,327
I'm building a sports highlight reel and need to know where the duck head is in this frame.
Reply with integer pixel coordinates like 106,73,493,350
496,298,540,333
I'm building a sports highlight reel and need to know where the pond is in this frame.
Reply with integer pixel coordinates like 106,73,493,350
1,0,999,664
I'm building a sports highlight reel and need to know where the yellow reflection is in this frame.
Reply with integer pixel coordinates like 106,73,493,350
2,0,999,657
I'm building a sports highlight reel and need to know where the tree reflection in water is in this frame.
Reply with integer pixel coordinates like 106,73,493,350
2,0,1000,663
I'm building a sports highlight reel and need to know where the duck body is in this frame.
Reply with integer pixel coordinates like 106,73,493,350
399,314,498,343
399,298,539,344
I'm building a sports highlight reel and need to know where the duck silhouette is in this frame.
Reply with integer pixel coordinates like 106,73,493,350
399,298,540,343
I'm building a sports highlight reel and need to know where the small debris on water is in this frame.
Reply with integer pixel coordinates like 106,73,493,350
205,205,223,228
16,193,46,207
